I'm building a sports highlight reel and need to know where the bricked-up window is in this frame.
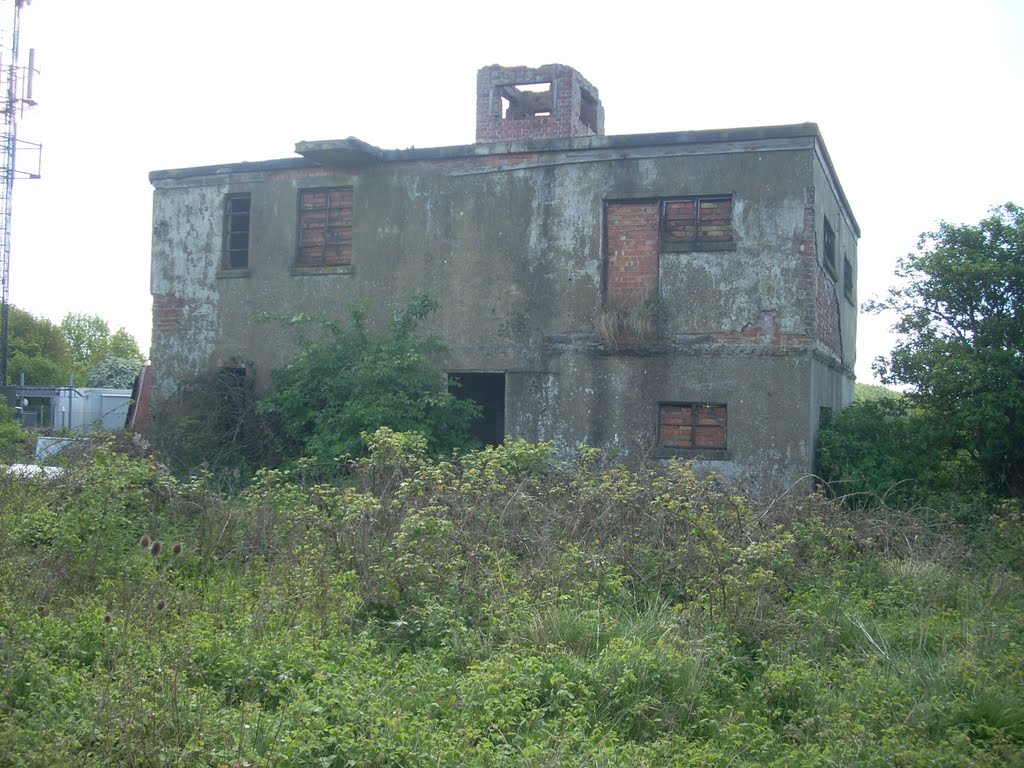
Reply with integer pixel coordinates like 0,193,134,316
223,193,251,270
297,187,353,267
658,403,727,450
843,255,854,303
605,201,661,307
661,195,734,251
822,215,837,278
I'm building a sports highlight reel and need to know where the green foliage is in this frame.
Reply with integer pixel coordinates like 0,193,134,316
4,307,145,386
869,203,1024,497
817,398,983,510
86,356,141,388
5,305,72,384
0,404,33,462
59,312,146,383
261,294,480,466
2,440,1024,765
854,382,902,401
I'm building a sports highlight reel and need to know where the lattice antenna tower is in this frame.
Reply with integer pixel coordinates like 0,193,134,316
0,0,40,386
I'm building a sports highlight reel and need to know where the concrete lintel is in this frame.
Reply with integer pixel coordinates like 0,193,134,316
295,137,384,168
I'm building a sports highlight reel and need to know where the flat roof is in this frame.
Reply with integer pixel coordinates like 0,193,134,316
150,122,859,236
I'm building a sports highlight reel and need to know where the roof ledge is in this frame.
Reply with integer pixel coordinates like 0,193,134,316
295,137,384,168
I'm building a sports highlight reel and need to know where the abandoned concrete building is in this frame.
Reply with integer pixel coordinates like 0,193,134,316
149,63,859,486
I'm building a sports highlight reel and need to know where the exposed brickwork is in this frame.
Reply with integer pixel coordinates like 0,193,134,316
797,188,842,358
152,294,185,333
476,64,605,143
816,270,843,357
605,202,660,307
659,403,727,450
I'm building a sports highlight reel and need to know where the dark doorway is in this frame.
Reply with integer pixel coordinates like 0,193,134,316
449,372,505,447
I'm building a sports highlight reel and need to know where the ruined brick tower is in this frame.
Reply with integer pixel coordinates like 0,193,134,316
476,64,605,143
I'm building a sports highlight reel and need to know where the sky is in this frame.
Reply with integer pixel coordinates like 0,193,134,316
5,0,1024,383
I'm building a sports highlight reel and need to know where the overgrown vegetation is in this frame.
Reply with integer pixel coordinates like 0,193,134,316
821,204,1023,513
1,432,1022,766
258,294,480,468
149,365,283,481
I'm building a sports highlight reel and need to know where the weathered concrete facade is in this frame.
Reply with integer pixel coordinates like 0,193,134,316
150,63,859,487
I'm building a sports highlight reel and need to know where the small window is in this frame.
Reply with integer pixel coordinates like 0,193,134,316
223,193,251,270
297,187,353,267
822,216,837,278
658,403,727,450
661,195,734,251
843,255,854,303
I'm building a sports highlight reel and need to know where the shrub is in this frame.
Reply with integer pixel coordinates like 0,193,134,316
260,294,480,468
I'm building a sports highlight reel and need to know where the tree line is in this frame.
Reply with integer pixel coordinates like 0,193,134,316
6,307,146,388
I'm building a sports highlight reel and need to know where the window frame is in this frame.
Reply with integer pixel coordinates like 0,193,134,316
656,402,728,454
843,254,854,304
660,194,736,253
221,193,251,272
295,186,354,271
822,215,837,279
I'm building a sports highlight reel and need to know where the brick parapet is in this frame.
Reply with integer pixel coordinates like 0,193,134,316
476,64,604,143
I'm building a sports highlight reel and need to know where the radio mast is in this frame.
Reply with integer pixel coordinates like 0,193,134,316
0,0,40,386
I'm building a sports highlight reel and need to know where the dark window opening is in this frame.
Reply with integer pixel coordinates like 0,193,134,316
579,89,599,132
297,187,353,267
449,372,505,447
223,193,251,270
661,195,734,251
497,81,553,120
843,255,854,303
823,216,837,278
658,402,727,450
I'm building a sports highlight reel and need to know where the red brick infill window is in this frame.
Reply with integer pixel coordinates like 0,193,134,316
658,403,727,450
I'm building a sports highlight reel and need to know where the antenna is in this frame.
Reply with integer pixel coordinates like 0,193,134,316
0,0,41,386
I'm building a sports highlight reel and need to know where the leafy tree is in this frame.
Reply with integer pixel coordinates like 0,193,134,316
260,293,480,466
869,203,1024,497
87,357,142,389
60,313,146,384
60,313,111,371
6,306,73,385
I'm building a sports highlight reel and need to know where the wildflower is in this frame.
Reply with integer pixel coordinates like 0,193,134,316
172,542,183,556
156,599,166,611
151,540,162,556
140,535,151,548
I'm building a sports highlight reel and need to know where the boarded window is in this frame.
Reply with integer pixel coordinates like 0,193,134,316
662,195,734,251
297,187,353,267
223,193,251,270
843,255,854,303
658,403,727,450
823,215,837,278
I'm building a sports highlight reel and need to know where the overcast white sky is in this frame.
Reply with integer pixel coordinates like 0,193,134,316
5,0,1024,383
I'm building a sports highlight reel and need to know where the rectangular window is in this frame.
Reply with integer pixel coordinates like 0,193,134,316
823,215,837,278
658,403,727,450
661,195,734,251
223,193,251,270
297,187,353,267
843,255,854,303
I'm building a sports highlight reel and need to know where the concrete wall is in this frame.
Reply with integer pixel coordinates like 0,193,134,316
150,125,858,487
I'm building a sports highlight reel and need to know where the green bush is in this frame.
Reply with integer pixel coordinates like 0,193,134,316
817,398,985,511
2,438,1023,766
260,293,480,468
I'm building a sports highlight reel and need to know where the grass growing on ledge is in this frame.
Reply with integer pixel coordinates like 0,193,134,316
1,431,1022,766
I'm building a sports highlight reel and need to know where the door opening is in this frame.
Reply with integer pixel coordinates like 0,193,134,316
449,372,505,447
